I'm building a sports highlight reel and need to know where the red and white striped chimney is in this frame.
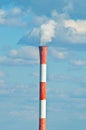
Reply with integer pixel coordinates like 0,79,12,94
39,46,48,130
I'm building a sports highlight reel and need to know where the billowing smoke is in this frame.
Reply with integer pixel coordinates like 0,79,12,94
18,19,57,46
18,10,86,46
40,20,57,45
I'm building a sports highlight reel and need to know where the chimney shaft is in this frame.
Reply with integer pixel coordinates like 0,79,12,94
39,46,48,130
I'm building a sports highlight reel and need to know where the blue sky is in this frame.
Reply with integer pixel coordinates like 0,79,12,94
0,0,86,130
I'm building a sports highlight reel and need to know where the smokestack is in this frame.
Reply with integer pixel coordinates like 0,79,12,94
39,46,48,130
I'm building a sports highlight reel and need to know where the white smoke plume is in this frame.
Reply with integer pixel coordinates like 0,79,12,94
18,11,86,46
40,20,57,45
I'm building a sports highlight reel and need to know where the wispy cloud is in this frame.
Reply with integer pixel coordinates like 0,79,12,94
0,88,14,95
49,47,68,59
63,0,73,13
64,20,86,34
64,20,86,43
11,7,22,15
0,0,66,15
71,59,86,66
0,79,6,87
0,56,38,66
0,46,39,66
74,87,86,96
9,46,39,59
0,71,5,77
0,79,15,95
18,10,86,46
0,7,27,26
9,104,38,120
32,72,39,77
0,0,86,20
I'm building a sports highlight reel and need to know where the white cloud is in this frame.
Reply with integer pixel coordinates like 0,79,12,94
52,51,66,59
0,7,27,26
34,15,49,25
0,71,5,77
0,9,6,17
0,56,38,65
0,88,14,95
0,9,6,24
9,46,39,59
63,19,86,43
0,46,39,66
63,0,73,13
74,88,86,96
12,83,38,99
71,60,86,66
3,18,26,26
52,11,86,44
0,80,6,87
65,20,86,34
32,72,39,77
49,47,68,59
79,113,86,120
11,7,22,15
9,108,38,120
